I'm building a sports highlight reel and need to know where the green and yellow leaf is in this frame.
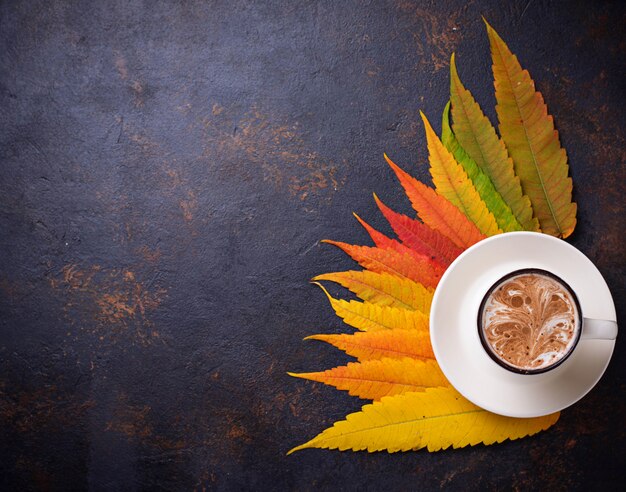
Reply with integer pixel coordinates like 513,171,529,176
288,358,448,401
322,240,444,289
449,53,538,231
373,194,463,267
313,270,433,314
441,102,522,233
384,154,486,249
315,283,429,332
421,111,502,237
486,20,576,238
288,387,560,454
306,329,435,362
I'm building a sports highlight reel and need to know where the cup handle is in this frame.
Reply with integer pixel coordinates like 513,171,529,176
581,318,618,340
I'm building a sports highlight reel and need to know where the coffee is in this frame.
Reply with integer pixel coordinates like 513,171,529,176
478,269,580,373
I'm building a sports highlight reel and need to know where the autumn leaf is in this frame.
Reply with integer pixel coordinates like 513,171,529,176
288,387,560,454
353,213,427,260
421,111,502,237
485,19,576,238
384,154,486,249
322,240,444,289
441,102,522,233
314,283,429,332
449,53,538,231
313,270,433,314
373,194,463,267
306,329,435,362
288,358,448,400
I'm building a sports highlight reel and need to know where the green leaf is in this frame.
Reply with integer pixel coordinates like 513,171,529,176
441,102,522,232
449,53,539,232
485,20,576,237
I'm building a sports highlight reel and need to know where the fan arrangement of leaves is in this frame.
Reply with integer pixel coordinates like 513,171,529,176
288,20,577,454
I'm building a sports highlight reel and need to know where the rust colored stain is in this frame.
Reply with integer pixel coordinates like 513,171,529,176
179,190,198,222
136,245,162,263
96,293,136,320
50,264,167,346
13,457,55,491
0,385,95,434
202,104,345,201
225,417,252,444
114,52,129,81
0,277,24,302
131,80,145,107
289,163,340,201
106,392,153,439
397,2,463,72
129,132,162,155
165,167,184,187
114,51,147,107
113,120,206,228
104,392,200,452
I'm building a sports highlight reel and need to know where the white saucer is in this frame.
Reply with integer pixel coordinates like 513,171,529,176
430,232,617,418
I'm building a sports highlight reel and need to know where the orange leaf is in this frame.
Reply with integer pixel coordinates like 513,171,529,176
288,358,449,400
384,154,485,249
486,20,576,238
306,329,435,361
322,240,444,289
373,195,463,268
313,270,433,313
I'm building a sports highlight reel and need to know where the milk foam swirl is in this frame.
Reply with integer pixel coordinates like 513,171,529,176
480,272,579,371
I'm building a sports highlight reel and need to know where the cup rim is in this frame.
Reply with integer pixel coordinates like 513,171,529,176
476,267,583,375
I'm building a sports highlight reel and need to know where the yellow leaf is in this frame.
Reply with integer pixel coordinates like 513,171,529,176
306,329,435,361
288,387,559,454
449,53,539,231
421,111,502,237
313,270,433,314
315,283,429,332
485,19,576,238
288,358,448,400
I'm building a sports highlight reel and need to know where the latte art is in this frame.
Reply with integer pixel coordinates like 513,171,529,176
479,271,579,372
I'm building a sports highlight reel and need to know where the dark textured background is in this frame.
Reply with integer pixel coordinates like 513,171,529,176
1,0,625,490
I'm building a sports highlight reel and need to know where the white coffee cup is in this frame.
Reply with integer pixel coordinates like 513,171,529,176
430,232,618,418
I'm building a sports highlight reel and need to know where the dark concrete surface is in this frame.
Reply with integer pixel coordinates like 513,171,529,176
1,0,625,490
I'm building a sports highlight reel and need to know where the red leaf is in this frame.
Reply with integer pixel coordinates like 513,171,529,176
373,194,463,267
